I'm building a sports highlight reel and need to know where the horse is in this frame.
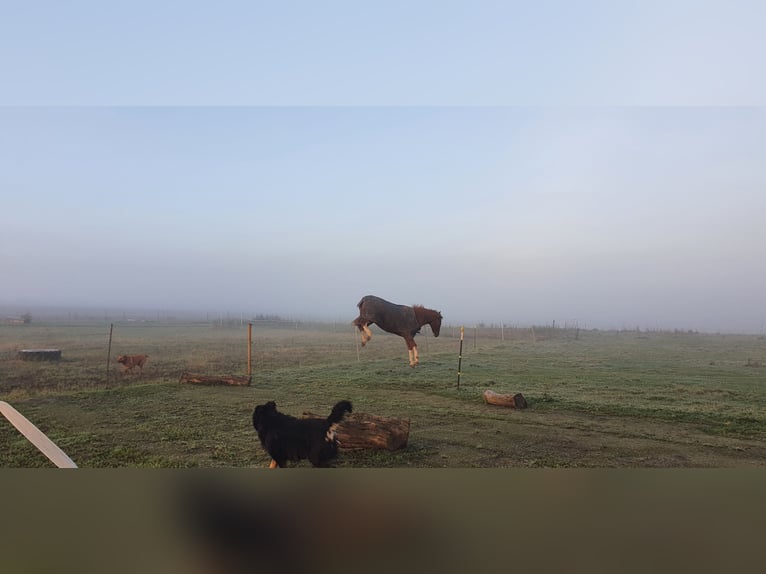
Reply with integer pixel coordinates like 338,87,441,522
352,295,443,367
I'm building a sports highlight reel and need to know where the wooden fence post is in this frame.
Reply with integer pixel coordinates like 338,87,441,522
248,323,253,383
106,323,114,381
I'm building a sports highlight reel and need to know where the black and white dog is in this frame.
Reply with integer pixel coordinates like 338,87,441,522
252,400,352,468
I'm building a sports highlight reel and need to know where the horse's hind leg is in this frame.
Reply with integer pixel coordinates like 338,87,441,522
353,318,373,346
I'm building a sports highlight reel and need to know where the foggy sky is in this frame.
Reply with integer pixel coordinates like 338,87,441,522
2,106,764,333
1,3,765,333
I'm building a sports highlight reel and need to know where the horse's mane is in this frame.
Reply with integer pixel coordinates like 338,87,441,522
413,305,440,324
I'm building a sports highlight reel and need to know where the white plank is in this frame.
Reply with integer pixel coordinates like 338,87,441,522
0,401,77,468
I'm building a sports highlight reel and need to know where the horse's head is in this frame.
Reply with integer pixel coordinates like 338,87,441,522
430,311,443,337
413,305,443,337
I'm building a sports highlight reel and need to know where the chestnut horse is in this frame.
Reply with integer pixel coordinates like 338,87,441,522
352,295,443,367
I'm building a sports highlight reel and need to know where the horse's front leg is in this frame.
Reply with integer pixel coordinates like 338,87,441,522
405,337,418,367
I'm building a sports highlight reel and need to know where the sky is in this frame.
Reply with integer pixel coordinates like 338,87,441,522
1,2,765,332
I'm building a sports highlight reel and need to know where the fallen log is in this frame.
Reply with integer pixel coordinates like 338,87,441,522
179,372,251,386
303,411,410,451
483,390,528,409
17,349,61,362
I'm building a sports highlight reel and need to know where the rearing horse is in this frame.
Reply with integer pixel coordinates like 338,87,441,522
352,295,443,367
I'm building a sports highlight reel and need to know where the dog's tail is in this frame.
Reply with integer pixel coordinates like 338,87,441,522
326,400,352,425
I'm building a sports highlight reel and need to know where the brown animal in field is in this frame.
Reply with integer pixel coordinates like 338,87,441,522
353,295,442,367
117,354,149,375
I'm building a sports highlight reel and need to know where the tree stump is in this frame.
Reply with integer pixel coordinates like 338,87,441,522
303,411,410,451
179,372,251,386
483,390,528,409
17,349,62,362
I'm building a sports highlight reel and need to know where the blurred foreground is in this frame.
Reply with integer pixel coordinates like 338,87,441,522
1,469,764,574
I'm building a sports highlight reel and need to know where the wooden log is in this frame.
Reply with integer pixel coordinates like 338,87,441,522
17,349,61,362
303,411,410,451
483,390,528,409
179,372,251,386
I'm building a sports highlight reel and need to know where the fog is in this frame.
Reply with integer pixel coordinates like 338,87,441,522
2,106,765,333
2,3,764,333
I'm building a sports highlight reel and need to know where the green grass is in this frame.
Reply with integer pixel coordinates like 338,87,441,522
1,322,765,467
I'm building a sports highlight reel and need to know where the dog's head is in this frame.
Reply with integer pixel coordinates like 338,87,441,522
116,355,127,364
252,401,278,431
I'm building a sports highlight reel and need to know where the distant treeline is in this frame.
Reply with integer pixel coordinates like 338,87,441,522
252,313,286,322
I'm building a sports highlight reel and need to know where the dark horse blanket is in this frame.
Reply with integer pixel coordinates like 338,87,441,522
355,295,421,338
353,295,442,367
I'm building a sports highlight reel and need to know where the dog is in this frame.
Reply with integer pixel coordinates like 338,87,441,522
116,354,149,375
252,400,352,468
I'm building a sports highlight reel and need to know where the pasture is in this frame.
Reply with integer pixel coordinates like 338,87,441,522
1,320,765,468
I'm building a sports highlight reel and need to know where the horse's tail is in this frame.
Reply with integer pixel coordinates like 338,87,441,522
326,400,352,426
354,296,370,326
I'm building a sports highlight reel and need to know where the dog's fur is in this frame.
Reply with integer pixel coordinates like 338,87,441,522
252,400,352,468
116,354,148,374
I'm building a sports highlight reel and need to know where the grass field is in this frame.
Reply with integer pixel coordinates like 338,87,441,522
1,320,765,468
